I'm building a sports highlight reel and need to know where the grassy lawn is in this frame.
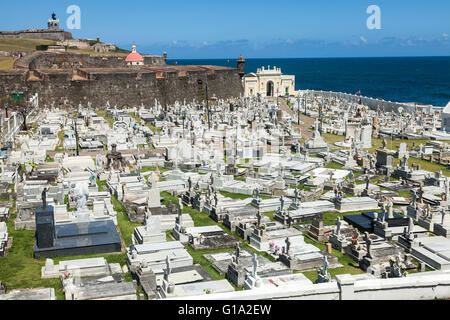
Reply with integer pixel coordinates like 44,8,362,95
367,138,432,154
95,110,114,128
0,57,16,70
324,162,344,170
129,112,158,134
263,210,277,222
160,191,277,288
321,209,382,226
322,133,345,145
406,157,450,177
0,38,55,52
219,190,251,200
110,195,141,247
0,198,132,300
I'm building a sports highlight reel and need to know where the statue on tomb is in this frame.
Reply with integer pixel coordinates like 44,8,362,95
253,187,260,200
256,210,262,228
363,231,373,259
287,214,292,228
188,177,192,192
207,184,212,198
285,237,291,256
411,190,417,205
194,181,200,191
442,208,446,226
321,256,329,276
382,139,387,150
294,187,299,204
214,191,219,207
407,217,414,237
279,196,285,211
234,243,241,265
335,216,341,236
164,255,171,282
252,253,259,278
418,186,424,204
106,144,127,171
388,201,394,219
41,187,48,209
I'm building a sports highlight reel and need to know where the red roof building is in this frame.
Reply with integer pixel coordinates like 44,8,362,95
126,45,144,66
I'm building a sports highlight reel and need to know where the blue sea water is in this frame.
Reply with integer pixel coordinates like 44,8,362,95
167,57,450,107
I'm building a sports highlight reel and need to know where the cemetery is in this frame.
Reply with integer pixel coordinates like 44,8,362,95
1,90,450,301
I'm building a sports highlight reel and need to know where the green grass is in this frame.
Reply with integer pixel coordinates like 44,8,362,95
324,162,344,170
321,209,382,226
110,194,141,247
322,133,345,145
262,210,277,222
0,38,55,52
0,183,139,299
0,57,16,70
219,190,251,200
95,110,114,128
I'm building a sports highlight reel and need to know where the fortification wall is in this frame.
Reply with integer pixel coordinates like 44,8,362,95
0,29,71,41
14,52,165,70
167,272,450,301
0,67,243,107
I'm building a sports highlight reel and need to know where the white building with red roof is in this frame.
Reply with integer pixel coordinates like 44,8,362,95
126,45,144,66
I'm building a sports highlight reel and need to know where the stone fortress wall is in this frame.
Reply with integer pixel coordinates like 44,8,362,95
0,51,244,107
13,52,166,69
0,29,72,42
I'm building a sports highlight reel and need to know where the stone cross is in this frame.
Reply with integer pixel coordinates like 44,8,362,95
164,255,171,281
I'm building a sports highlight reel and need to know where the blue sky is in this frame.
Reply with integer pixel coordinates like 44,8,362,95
0,0,449,58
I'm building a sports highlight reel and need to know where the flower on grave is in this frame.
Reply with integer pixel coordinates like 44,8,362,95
274,245,280,253
269,241,275,248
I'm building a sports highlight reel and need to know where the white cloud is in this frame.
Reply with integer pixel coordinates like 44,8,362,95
360,36,368,43
443,33,449,38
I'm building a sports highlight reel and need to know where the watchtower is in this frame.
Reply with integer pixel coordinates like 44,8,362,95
237,54,246,79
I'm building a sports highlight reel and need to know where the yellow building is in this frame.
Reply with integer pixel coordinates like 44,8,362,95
243,66,295,97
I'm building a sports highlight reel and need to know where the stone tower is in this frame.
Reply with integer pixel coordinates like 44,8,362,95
237,54,246,79
48,12,60,30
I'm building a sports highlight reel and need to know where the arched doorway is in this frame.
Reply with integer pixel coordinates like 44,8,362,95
266,81,274,97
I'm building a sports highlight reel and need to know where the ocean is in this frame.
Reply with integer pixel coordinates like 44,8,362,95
167,57,450,107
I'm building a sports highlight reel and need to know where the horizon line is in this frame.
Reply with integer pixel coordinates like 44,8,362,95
165,55,450,60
